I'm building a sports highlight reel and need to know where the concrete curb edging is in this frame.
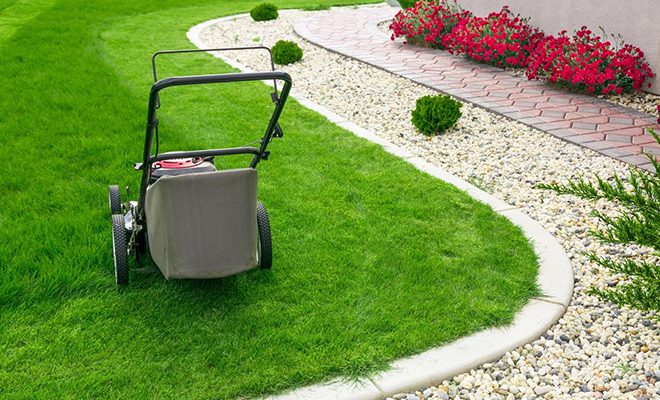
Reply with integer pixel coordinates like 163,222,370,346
187,12,574,400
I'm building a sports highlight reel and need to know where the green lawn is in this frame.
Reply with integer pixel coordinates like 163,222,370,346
0,0,539,398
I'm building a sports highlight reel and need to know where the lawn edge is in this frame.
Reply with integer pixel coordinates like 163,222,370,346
187,10,574,400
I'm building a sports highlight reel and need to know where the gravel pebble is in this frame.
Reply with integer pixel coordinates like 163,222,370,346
200,7,660,400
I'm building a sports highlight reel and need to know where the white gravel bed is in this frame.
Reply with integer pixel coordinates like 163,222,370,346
199,8,659,400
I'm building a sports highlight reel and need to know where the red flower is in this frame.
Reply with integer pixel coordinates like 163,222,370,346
525,26,654,95
389,1,470,50
389,3,654,96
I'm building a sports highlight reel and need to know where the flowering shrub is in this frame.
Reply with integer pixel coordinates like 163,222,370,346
443,6,545,68
389,3,656,96
526,27,654,94
389,0,469,48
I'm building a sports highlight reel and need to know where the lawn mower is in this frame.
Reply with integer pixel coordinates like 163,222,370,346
108,47,292,285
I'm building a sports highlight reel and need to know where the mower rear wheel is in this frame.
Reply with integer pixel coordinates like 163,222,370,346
257,202,272,269
111,214,129,285
108,185,121,215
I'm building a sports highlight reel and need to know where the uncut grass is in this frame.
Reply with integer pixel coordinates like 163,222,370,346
0,0,538,398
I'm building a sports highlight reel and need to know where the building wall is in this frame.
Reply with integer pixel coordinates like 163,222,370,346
457,0,660,94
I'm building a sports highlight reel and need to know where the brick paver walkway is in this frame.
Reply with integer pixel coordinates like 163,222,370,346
294,7,660,171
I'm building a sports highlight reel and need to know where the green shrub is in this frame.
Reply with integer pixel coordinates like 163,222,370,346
538,128,660,313
411,94,462,136
250,3,278,22
272,40,303,65
398,0,418,9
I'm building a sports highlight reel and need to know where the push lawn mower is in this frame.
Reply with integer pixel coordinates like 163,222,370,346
108,47,292,285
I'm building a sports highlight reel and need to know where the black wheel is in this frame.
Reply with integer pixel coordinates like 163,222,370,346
108,185,121,215
257,201,272,269
111,214,129,285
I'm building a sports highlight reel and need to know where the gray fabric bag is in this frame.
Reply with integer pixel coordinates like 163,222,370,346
145,168,258,279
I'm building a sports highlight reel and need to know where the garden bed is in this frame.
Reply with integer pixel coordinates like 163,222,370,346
380,20,660,118
201,7,658,399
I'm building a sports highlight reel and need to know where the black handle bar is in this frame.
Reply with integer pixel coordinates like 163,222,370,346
137,70,292,218
151,47,276,82
149,147,260,163
146,71,291,127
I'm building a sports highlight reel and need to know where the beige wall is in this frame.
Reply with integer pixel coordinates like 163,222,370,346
457,0,660,94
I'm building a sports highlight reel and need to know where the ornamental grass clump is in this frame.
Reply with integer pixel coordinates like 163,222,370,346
526,27,654,94
538,128,660,313
272,40,303,65
411,94,462,136
250,3,278,22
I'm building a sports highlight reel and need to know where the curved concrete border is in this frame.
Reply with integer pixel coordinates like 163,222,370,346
187,12,574,400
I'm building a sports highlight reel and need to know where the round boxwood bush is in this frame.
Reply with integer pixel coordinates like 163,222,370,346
272,40,303,65
250,3,278,21
411,94,462,136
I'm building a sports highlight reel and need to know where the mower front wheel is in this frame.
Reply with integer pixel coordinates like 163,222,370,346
108,185,121,215
111,214,129,285
257,202,272,270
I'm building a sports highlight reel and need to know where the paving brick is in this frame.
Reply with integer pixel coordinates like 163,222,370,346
617,154,654,166
534,102,574,111
517,117,548,126
540,110,568,119
503,110,542,119
508,93,550,101
461,77,500,85
633,117,657,127
605,134,635,143
547,96,590,106
608,116,636,125
571,122,598,130
489,106,518,114
511,100,542,110
482,83,515,91
492,99,515,107
582,140,623,151
550,128,597,137
598,126,650,135
642,146,660,156
565,133,605,143
486,91,513,99
632,135,658,145
536,121,572,131
599,147,640,158
637,163,656,172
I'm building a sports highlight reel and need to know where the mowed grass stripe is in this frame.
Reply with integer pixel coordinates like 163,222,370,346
0,1,539,399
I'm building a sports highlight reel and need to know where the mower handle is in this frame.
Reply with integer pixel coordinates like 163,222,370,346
149,147,260,163
151,47,284,136
151,47,276,83
151,47,280,106
146,71,291,131
137,71,292,220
